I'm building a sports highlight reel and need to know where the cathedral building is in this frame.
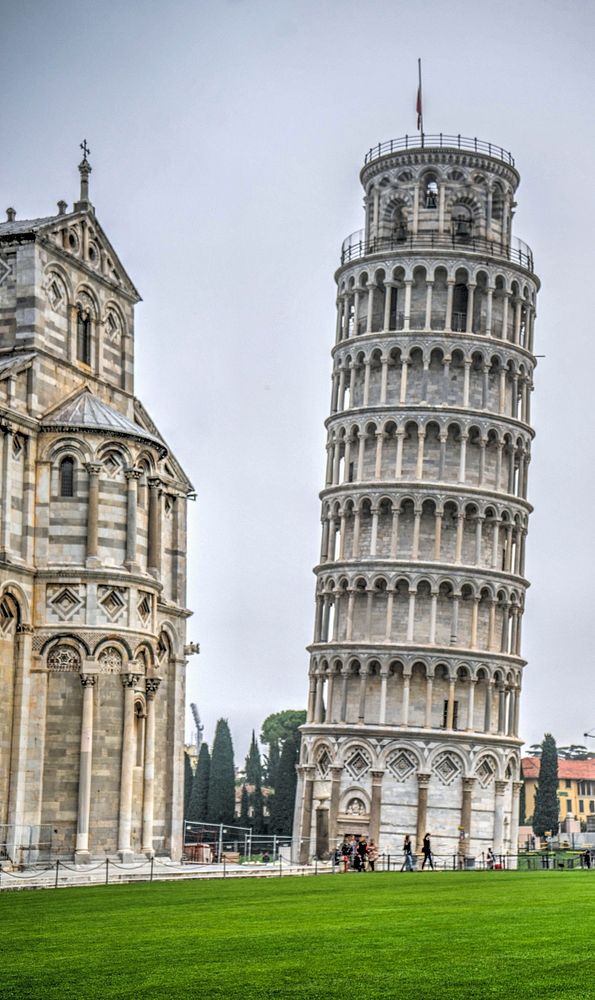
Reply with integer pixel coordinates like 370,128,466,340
293,134,538,863
0,151,194,863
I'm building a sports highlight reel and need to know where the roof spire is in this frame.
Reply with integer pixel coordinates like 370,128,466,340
74,139,93,213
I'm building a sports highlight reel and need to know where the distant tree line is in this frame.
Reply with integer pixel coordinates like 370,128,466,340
184,709,306,835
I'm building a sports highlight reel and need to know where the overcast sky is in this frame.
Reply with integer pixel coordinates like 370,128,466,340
2,0,595,762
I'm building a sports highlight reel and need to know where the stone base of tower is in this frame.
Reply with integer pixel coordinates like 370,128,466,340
292,726,521,865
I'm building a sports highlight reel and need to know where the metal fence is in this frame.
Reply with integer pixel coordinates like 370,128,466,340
363,135,515,167
183,821,292,863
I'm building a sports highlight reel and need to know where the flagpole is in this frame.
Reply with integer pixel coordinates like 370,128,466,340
418,58,424,145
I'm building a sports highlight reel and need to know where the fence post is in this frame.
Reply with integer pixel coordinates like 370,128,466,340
273,835,277,860
218,824,223,863
150,856,154,882
223,855,226,879
55,859,60,889
105,858,109,885
279,853,282,877
315,857,318,876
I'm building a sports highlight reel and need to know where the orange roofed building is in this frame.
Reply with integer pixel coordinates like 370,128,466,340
522,757,595,828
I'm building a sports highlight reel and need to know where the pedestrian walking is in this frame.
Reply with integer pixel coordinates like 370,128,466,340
402,834,414,871
421,832,434,870
367,839,379,872
357,836,368,872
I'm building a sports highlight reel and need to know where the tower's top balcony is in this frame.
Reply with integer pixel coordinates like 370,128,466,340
363,134,515,168
340,228,534,272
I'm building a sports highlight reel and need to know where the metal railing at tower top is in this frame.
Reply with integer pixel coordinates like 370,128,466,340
339,229,534,272
364,134,515,166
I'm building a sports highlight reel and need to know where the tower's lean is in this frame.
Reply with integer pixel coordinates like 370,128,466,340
293,134,538,863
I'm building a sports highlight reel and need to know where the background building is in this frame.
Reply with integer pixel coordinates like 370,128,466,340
0,153,194,863
522,757,595,829
293,133,539,862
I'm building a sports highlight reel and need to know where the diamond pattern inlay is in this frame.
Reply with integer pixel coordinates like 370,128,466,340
345,747,371,779
434,752,463,786
386,749,417,782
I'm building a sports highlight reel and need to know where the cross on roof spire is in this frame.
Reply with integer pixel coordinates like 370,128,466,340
80,139,91,164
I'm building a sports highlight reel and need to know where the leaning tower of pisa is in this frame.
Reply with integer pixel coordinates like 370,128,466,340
293,134,539,864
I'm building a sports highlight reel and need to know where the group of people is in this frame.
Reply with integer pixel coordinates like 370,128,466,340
335,835,379,872
335,833,435,872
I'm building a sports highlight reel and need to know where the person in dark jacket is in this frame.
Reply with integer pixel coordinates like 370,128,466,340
402,834,414,871
421,832,434,870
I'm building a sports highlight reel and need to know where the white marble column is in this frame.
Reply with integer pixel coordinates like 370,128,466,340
118,672,141,858
75,673,97,861
142,678,161,855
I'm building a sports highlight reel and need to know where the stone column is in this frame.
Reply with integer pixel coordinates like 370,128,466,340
307,674,317,721
425,673,434,727
340,667,349,722
5,624,34,861
142,678,161,856
369,770,384,845
357,667,367,722
299,765,316,863
75,673,97,862
314,673,325,723
379,665,389,724
0,424,13,558
124,468,142,570
147,477,162,577
460,777,476,858
401,669,411,725
446,677,456,729
118,672,141,858
85,462,102,566
510,780,522,865
415,773,431,854
467,677,476,730
329,765,343,846
493,780,507,855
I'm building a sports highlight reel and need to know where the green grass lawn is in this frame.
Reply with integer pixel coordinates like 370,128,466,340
2,871,594,999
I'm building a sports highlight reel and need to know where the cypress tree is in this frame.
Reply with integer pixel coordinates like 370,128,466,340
183,751,194,820
269,730,300,834
188,742,210,823
206,719,236,824
532,733,559,838
264,741,280,789
239,784,250,827
245,731,265,833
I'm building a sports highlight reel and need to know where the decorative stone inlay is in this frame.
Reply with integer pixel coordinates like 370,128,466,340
0,597,16,634
0,256,11,287
433,752,463,786
47,585,82,622
316,747,332,778
97,646,123,673
386,749,417,782
344,747,372,779
47,645,82,672
477,757,496,787
137,592,152,625
98,586,126,622
12,434,23,458
105,311,121,344
345,797,367,816
104,452,123,478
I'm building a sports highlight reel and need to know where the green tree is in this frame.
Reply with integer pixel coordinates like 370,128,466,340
188,742,210,823
239,784,250,827
260,710,307,753
183,751,194,820
245,731,265,833
264,741,280,788
207,719,236,824
532,733,559,838
269,729,301,835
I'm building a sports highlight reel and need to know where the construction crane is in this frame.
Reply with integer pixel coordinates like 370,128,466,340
190,703,204,751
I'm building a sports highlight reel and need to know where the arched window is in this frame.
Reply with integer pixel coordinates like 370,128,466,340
424,176,438,208
452,284,469,331
76,307,91,365
452,206,473,242
59,457,75,497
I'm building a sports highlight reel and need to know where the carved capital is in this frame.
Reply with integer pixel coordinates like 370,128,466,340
121,673,141,689
147,477,162,491
495,779,508,795
330,765,343,779
85,462,102,477
16,623,34,635
80,673,97,687
417,772,431,789
124,467,143,481
462,777,476,793
145,677,161,697
184,642,200,656
371,769,385,784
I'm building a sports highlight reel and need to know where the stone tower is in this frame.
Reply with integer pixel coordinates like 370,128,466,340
0,152,195,863
293,134,538,863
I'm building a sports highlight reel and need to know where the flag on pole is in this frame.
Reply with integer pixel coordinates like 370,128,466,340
416,58,423,132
